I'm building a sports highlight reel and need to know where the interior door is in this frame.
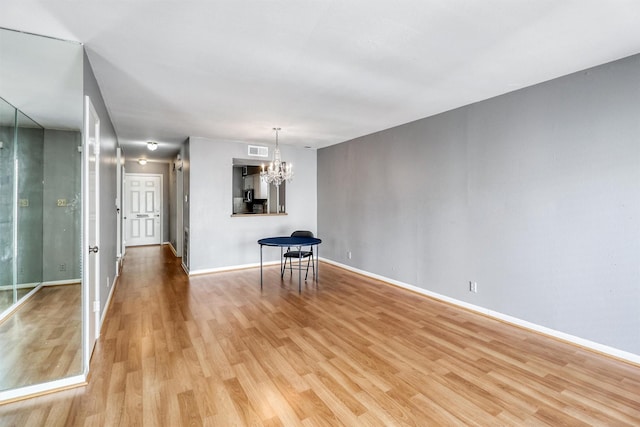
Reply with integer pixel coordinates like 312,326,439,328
125,174,162,246
84,96,100,361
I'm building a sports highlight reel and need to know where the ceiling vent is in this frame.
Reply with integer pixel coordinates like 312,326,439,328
248,145,268,157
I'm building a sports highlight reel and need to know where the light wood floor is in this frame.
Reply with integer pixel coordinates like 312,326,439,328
0,245,639,426
0,284,82,391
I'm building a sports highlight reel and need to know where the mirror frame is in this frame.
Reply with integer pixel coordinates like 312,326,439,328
0,27,87,404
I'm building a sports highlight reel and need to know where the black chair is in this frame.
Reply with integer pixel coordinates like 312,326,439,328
281,230,315,280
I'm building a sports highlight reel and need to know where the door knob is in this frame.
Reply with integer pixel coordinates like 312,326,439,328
89,246,99,253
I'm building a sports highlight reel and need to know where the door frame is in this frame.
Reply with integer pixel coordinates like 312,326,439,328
124,172,163,246
116,148,124,266
83,95,100,367
175,157,183,256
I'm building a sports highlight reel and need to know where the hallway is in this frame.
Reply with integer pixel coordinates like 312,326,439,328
0,244,639,425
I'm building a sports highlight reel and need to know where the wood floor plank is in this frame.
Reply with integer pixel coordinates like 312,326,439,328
0,285,82,391
1,245,639,426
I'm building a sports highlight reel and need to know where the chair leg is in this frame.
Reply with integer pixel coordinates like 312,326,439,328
311,253,315,279
289,256,294,277
304,252,316,281
281,256,286,278
304,255,311,280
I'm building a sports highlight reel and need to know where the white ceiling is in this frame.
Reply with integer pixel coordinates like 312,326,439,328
2,0,640,161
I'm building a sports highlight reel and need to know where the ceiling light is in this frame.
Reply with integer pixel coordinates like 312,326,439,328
147,141,158,151
260,127,293,187
138,159,147,165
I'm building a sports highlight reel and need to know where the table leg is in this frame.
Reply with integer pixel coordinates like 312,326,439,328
260,245,263,290
316,244,319,282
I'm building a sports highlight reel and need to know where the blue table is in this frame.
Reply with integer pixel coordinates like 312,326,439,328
258,236,322,291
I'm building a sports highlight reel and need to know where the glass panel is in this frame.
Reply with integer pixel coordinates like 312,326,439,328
0,27,84,397
0,97,16,314
16,110,44,296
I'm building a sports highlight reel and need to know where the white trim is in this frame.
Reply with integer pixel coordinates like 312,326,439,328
0,374,86,404
0,280,80,324
100,274,119,329
0,279,82,291
0,279,78,291
0,284,43,322
168,242,178,256
42,278,82,286
320,257,640,365
188,260,281,276
0,282,39,291
83,94,101,378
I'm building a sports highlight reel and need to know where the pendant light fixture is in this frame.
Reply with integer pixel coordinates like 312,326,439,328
260,127,293,186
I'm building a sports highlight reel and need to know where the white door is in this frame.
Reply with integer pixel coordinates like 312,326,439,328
125,174,162,246
83,96,100,362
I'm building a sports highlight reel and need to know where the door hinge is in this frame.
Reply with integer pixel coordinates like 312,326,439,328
93,300,100,313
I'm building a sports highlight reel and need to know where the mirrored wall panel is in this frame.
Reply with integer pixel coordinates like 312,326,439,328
0,27,84,395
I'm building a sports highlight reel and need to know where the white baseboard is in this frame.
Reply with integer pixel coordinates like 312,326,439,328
0,374,86,405
0,283,34,291
320,258,640,365
168,242,178,256
189,260,281,276
0,279,81,291
100,274,119,330
43,278,81,286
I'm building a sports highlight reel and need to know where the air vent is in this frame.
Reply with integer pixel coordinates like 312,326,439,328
248,145,268,157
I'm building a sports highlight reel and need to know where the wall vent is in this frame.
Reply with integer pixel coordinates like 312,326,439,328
248,145,269,157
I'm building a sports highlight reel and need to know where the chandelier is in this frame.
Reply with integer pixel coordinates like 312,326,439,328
260,127,293,186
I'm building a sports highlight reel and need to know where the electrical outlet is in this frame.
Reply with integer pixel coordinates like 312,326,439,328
107,276,110,288
469,281,478,293
348,251,352,259
57,199,67,207
59,263,66,271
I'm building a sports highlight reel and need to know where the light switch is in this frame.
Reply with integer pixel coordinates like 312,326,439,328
57,199,67,207
19,199,29,207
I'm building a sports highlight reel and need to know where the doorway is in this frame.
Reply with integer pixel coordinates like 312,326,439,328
124,173,162,246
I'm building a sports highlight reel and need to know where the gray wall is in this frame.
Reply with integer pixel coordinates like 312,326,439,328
84,50,119,313
0,125,47,288
0,125,15,287
318,54,640,355
0,128,82,286
187,137,317,272
43,129,82,282
124,160,171,243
